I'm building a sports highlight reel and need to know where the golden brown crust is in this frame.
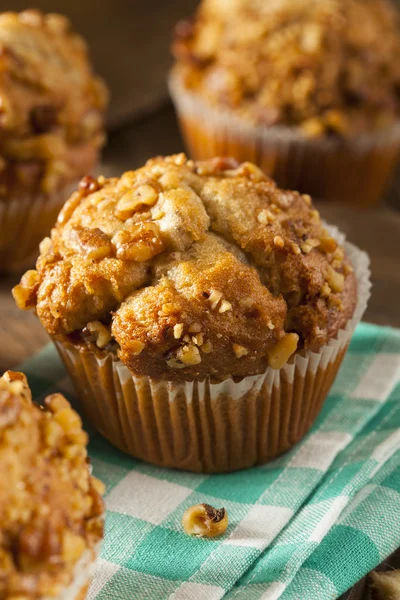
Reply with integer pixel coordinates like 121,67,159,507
0,371,104,599
172,0,400,136
0,10,108,195
13,154,357,382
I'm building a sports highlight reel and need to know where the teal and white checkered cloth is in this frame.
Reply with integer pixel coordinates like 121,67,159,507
21,322,400,600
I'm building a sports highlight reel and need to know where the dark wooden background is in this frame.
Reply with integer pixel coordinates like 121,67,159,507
0,2,398,598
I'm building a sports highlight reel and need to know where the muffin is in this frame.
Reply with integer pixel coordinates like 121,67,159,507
0,10,108,272
13,154,370,472
0,370,104,599
170,0,400,207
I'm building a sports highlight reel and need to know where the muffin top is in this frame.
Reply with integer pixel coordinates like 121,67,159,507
0,371,104,599
13,154,357,382
0,10,108,195
172,0,400,136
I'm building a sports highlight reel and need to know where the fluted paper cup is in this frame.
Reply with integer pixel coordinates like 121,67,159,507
0,184,77,274
55,232,371,473
169,71,400,207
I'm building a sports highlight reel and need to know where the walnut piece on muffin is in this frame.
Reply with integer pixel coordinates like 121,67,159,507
0,371,104,599
13,154,357,382
172,0,400,136
0,9,108,196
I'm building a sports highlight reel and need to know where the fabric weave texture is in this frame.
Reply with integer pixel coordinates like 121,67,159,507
20,322,400,600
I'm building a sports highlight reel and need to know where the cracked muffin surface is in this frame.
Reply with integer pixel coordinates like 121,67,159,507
172,0,400,136
0,371,104,599
0,9,108,196
14,154,357,382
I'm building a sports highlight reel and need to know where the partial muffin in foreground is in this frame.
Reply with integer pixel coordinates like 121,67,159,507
0,10,108,272
14,154,370,472
170,0,400,206
0,370,104,599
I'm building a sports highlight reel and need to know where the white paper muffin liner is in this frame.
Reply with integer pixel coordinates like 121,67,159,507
0,183,78,274
169,71,400,206
55,231,371,473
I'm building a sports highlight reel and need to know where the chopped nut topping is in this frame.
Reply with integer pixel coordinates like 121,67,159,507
232,343,249,358
79,175,101,197
318,231,337,254
129,340,145,356
201,341,213,353
267,333,299,369
267,321,275,330
12,270,39,310
112,222,164,262
208,289,223,310
188,322,202,333
326,265,345,293
192,333,204,346
321,282,332,297
115,184,159,219
180,345,202,365
173,324,184,339
301,238,320,254
182,504,228,538
332,247,345,269
70,227,113,260
273,235,285,249
219,300,232,313
167,344,202,368
86,321,112,348
257,209,275,224
302,194,312,206
291,243,301,255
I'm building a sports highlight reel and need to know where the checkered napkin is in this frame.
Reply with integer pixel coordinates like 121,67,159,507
21,322,400,600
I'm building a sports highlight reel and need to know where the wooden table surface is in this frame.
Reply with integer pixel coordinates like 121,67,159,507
0,102,399,598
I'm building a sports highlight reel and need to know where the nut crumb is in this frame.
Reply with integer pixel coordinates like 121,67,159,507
86,321,112,348
173,324,184,339
301,238,320,254
182,504,228,538
232,343,249,358
257,209,275,224
192,333,204,346
129,340,145,355
273,235,284,248
219,300,232,313
209,289,223,310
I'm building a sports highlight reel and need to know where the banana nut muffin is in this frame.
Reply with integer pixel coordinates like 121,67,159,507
172,0,400,137
0,9,108,272
14,154,357,383
0,371,104,599
0,9,107,195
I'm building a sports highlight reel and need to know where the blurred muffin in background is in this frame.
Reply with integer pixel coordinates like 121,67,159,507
0,10,108,272
0,370,104,599
170,0,400,206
